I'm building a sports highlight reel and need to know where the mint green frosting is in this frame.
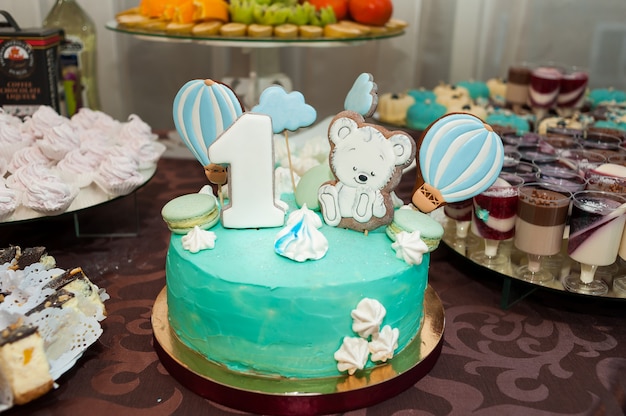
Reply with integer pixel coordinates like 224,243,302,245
166,203,428,379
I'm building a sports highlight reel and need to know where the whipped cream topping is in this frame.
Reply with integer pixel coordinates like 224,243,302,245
117,114,157,143
368,325,399,363
96,154,144,187
57,148,101,174
71,108,120,134
7,146,52,174
26,105,66,138
0,121,34,147
391,230,429,265
334,336,369,375
182,226,217,253
0,182,18,217
0,157,6,177
6,163,58,191
274,204,328,262
38,121,81,160
23,177,77,213
129,140,167,169
351,298,386,339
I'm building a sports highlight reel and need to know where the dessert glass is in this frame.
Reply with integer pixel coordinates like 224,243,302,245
514,183,571,284
501,161,539,184
585,169,626,194
563,191,626,295
470,173,524,269
560,149,606,175
443,199,477,255
556,67,589,116
539,167,587,193
528,65,563,121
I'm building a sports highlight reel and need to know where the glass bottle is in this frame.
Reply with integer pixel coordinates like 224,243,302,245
43,0,100,116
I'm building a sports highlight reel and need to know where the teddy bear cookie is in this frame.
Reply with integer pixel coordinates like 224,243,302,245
318,110,416,232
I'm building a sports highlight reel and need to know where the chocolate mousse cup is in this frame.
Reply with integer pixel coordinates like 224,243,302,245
505,64,532,112
514,183,571,284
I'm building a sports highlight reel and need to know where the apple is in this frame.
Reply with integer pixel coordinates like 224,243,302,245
307,0,349,21
348,0,393,26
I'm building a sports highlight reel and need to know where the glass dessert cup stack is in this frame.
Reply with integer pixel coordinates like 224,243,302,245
514,182,572,284
469,173,524,270
563,191,626,296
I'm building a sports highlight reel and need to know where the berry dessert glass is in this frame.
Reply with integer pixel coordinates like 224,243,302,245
470,173,524,269
556,67,589,116
528,65,563,121
514,182,572,284
563,191,626,295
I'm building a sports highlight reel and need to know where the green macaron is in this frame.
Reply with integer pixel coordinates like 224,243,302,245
386,208,444,252
161,193,220,234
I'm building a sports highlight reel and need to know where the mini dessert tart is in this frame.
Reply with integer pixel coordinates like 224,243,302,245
385,207,444,252
161,193,220,234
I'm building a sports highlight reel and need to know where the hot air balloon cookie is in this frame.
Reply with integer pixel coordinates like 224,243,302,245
412,113,505,213
172,78,244,183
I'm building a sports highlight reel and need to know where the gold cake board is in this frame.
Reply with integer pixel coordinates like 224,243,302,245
152,285,445,416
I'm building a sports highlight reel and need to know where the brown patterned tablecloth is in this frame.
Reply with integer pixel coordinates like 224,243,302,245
2,157,625,416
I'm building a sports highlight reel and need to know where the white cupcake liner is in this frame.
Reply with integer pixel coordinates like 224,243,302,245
94,176,144,198
23,186,79,216
54,166,95,189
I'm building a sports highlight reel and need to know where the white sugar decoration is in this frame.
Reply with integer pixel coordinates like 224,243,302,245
335,298,401,374
182,226,217,253
274,204,328,262
369,325,400,363
351,298,386,339
391,230,429,265
334,336,369,375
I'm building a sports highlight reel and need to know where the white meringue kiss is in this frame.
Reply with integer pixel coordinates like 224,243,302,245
274,204,328,262
334,336,369,375
368,325,399,363
351,298,386,339
182,226,217,253
391,230,429,265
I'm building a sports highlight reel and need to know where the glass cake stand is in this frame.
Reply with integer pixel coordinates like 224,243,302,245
0,165,156,238
151,285,444,416
436,211,626,307
105,21,405,108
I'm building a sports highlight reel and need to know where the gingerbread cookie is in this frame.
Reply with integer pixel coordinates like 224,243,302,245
318,110,416,232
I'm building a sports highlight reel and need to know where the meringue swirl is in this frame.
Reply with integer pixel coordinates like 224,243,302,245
391,230,429,265
351,298,386,339
334,336,369,375
182,226,217,253
368,325,399,363
274,204,328,262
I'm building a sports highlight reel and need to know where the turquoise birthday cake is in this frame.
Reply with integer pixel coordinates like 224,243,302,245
163,74,502,380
